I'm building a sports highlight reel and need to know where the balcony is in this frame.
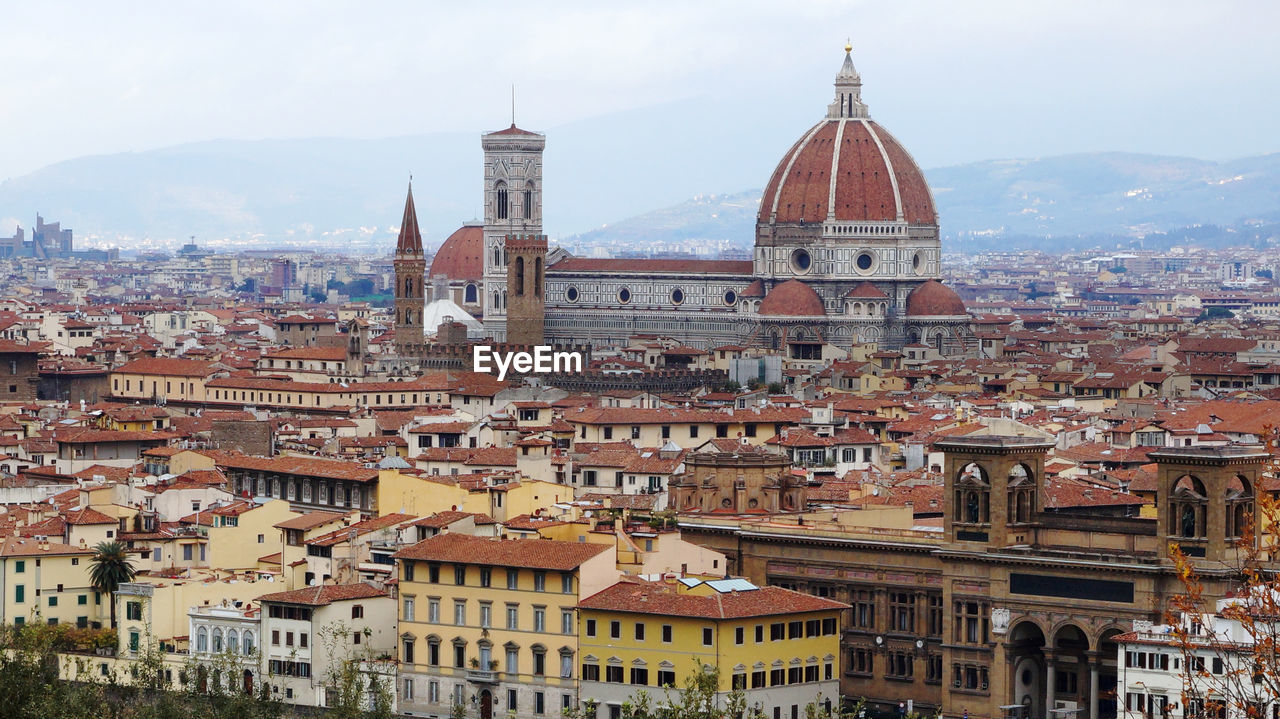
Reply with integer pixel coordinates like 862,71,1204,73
466,668,498,684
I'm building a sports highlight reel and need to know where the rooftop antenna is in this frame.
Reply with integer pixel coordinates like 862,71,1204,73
511,84,516,126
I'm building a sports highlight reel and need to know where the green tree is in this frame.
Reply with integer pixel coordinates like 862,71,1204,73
88,541,136,629
1195,306,1234,323
317,620,395,719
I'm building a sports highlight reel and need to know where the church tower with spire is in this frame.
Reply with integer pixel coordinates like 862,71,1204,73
394,182,426,354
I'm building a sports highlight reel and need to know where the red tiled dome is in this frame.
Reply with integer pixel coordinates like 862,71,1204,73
429,224,483,281
758,119,935,226
759,280,826,317
845,281,887,299
741,279,767,298
906,280,967,317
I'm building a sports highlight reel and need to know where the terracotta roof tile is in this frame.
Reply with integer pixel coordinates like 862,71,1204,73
578,580,846,619
257,582,386,606
394,533,608,570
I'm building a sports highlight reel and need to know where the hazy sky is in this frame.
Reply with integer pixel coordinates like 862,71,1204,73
1,0,1277,181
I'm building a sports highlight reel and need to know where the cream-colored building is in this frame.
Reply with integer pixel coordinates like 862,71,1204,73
257,583,396,707
0,536,103,627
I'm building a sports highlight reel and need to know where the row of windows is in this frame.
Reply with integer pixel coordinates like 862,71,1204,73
560,286,738,308
401,637,574,678
237,475,368,509
847,590,945,638
270,629,308,648
12,584,94,606
201,387,433,407
590,422,777,441
267,659,311,678
404,562,573,593
581,662,832,689
266,605,313,621
848,649,944,683
585,618,836,644
14,615,93,628
403,596,573,634
193,626,255,655
404,680,572,717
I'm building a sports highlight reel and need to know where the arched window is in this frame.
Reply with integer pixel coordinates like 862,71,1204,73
212,628,224,653
515,256,525,296
1007,464,1034,524
1225,474,1254,539
523,182,535,220
1170,475,1208,539
465,284,477,304
197,626,208,653
534,257,543,299
954,462,991,525
496,182,508,220
404,276,413,297
243,631,255,655
227,630,239,655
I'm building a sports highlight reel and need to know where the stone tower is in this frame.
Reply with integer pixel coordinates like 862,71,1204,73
1150,445,1267,564
936,435,1055,549
505,234,546,346
480,125,544,341
393,182,426,354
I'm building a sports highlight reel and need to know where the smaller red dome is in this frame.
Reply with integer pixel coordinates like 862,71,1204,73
429,223,484,282
906,280,967,316
846,281,887,299
759,280,826,317
741,279,767,298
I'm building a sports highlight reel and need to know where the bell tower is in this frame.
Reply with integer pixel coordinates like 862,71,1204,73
1150,445,1267,564
394,181,426,354
937,435,1055,548
481,124,544,341
505,234,546,346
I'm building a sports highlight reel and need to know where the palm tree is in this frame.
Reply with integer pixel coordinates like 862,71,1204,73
89,540,136,628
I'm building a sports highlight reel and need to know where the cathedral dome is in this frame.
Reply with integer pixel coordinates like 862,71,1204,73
905,280,967,317
429,223,484,281
757,50,936,228
759,280,826,317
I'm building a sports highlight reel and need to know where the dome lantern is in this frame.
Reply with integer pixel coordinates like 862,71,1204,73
827,44,868,120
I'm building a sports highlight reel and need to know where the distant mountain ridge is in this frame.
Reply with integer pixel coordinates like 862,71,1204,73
566,152,1280,252
1,120,1276,254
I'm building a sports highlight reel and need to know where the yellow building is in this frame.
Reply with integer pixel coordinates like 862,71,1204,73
576,577,846,718
110,356,454,413
375,469,573,523
393,533,619,719
109,357,215,403
201,498,299,571
0,536,104,628
565,407,809,447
